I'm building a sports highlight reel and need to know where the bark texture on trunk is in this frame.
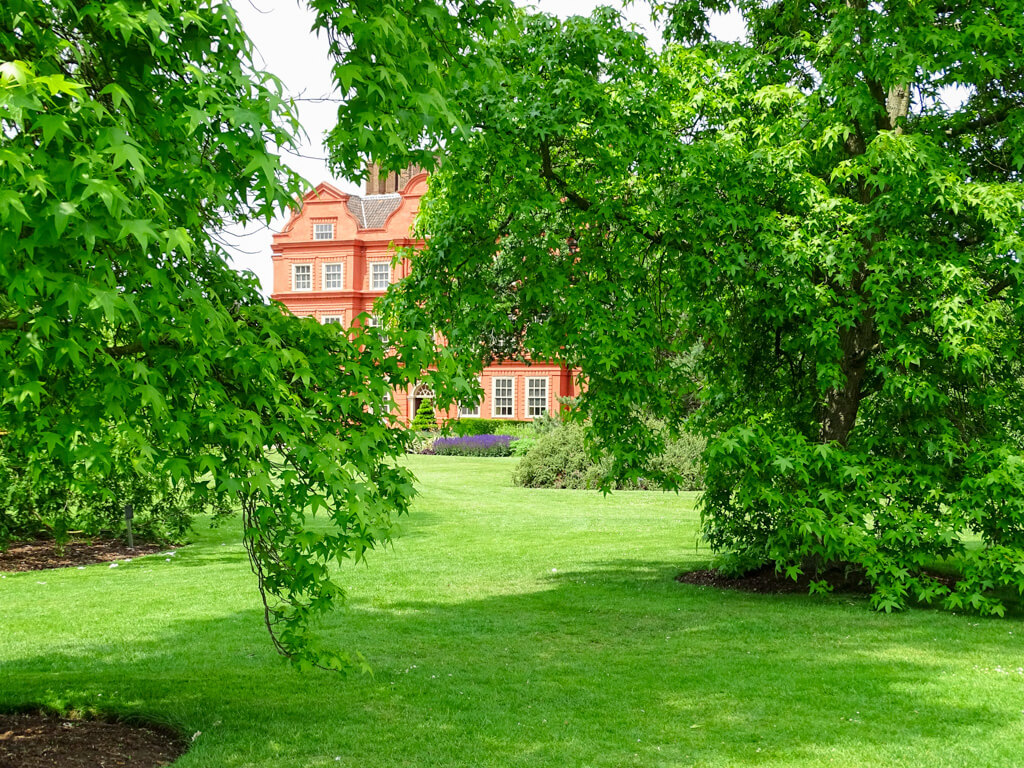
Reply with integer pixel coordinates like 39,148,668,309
886,84,911,134
819,316,876,446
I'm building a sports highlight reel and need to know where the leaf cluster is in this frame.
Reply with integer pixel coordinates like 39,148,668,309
0,0,438,667
346,1,1024,614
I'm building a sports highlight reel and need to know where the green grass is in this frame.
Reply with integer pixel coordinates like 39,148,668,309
2,456,1023,767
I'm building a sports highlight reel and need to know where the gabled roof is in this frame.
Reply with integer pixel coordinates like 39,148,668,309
345,193,402,230
305,181,348,202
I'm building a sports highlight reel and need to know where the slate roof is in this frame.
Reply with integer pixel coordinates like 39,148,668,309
346,193,402,229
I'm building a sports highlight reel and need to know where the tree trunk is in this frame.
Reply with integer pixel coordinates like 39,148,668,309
819,316,876,446
886,84,910,134
819,82,906,446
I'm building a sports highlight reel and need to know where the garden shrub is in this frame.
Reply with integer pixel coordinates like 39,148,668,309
0,435,232,549
511,437,538,457
647,432,706,491
493,422,536,440
452,418,531,437
405,432,435,455
513,423,705,490
410,399,439,431
0,452,69,549
512,423,603,489
428,434,517,457
530,410,563,436
452,418,497,436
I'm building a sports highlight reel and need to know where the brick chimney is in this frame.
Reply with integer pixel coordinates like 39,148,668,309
364,162,426,195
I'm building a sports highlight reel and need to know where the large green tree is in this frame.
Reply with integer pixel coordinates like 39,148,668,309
327,1,1024,614
0,0,452,668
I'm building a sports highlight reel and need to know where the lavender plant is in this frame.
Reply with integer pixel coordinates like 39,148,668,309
428,435,517,457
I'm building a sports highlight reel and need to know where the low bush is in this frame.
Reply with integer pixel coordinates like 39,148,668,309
493,422,536,440
452,418,531,437
512,424,603,489
405,432,435,455
452,418,497,436
530,410,563,436
511,437,538,457
0,432,232,550
646,432,706,491
427,434,517,457
512,423,706,491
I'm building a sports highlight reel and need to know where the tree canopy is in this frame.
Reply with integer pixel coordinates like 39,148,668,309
326,1,1024,614
309,0,512,181
0,0,454,668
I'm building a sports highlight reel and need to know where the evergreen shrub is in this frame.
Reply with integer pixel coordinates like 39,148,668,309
453,418,532,437
513,423,705,490
410,399,439,431
452,418,497,436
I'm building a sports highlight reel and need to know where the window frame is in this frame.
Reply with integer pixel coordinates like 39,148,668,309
370,262,391,290
313,222,335,241
491,376,515,419
526,377,549,418
370,389,392,417
459,377,483,418
322,262,344,290
365,313,388,345
321,315,344,325
291,263,313,292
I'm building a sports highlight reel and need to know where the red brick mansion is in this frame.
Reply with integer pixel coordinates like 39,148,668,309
270,166,577,425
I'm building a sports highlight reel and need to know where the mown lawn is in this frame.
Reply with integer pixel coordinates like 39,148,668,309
1,456,1022,767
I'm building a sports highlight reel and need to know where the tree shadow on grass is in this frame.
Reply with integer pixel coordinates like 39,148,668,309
2,558,1023,767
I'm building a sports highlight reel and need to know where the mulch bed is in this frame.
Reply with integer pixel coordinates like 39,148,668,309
0,712,185,768
0,540,167,573
677,565,874,594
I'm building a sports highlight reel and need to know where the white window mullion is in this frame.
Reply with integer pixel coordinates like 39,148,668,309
526,377,549,418
365,314,389,345
459,381,481,417
370,262,391,290
492,377,514,418
323,262,343,290
292,264,312,291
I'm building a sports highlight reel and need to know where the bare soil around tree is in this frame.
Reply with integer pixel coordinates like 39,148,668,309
0,711,185,768
0,540,167,573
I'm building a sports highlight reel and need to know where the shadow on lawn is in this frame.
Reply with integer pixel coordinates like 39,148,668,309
3,558,1022,767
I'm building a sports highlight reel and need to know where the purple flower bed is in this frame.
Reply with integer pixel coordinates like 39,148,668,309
427,434,517,457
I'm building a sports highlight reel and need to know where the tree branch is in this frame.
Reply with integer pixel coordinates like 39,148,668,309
945,104,1021,138
988,276,1014,298
539,141,592,212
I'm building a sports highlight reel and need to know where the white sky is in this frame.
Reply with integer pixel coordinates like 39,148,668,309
226,1,743,294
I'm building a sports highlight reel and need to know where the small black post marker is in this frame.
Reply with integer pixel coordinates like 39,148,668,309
124,503,135,551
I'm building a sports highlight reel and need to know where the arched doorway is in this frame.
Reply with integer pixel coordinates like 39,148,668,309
410,383,435,422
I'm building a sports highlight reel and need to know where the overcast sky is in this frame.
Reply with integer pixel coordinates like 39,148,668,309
226,1,744,295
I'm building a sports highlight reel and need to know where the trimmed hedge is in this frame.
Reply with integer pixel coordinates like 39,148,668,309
452,418,532,437
512,423,705,490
